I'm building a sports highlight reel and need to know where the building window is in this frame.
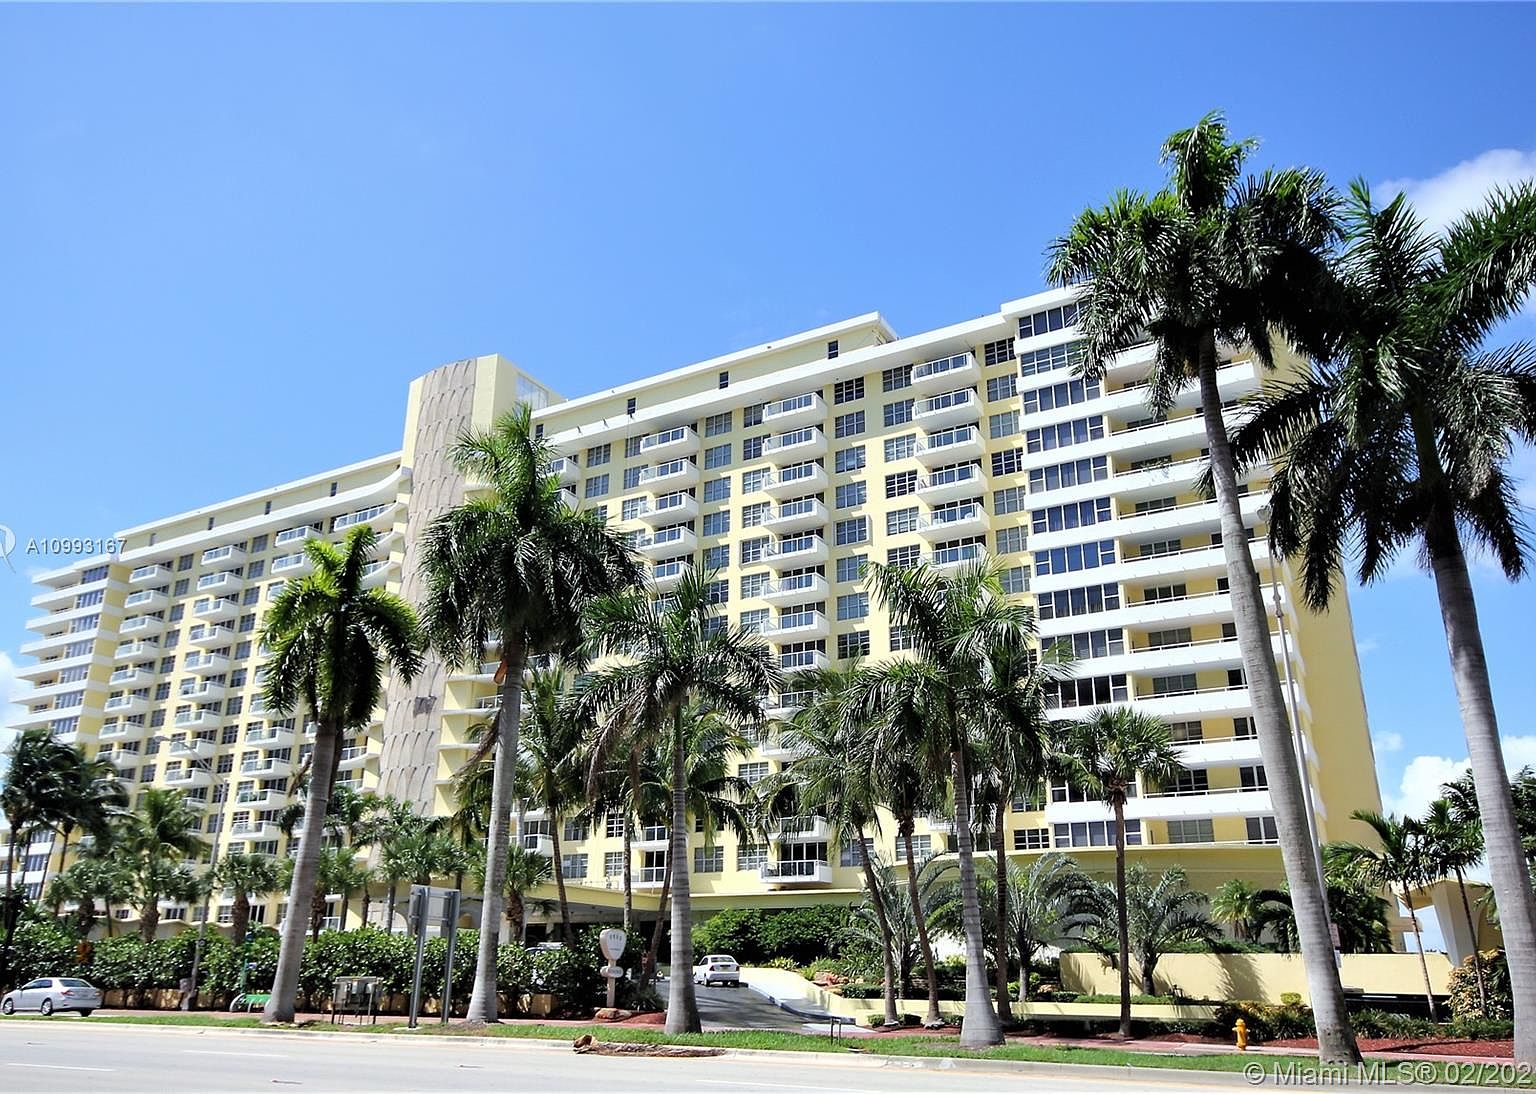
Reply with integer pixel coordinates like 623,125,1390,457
739,607,768,633
702,511,731,536
705,580,729,605
884,470,917,498
833,377,863,404
886,507,918,536
1240,765,1268,789
743,402,766,427
1053,819,1141,848
1024,416,1105,455
741,468,770,494
835,481,866,509
989,410,1020,439
834,517,868,546
882,365,911,391
886,544,920,570
704,443,731,470
626,397,637,415
1013,827,1050,850
1018,340,1085,376
827,340,839,359
835,554,866,583
834,411,865,438
983,337,1016,367
562,853,588,878
1022,377,1101,415
586,443,611,467
995,526,1027,555
625,436,643,458
889,625,916,651
1246,816,1280,844
738,762,768,784
1000,566,1029,594
1166,819,1215,845
622,466,646,490
740,572,770,599
1017,302,1080,339
694,846,725,873
703,545,728,569
837,631,870,660
737,844,768,871
991,449,1025,476
883,399,914,428
895,835,932,863
740,537,769,564
742,502,771,528
604,851,624,877
585,474,610,499
718,370,729,389
703,478,731,502
834,446,866,473
836,593,868,622
704,411,732,437
742,435,768,461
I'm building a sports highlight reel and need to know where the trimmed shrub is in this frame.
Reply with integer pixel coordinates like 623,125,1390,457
1215,999,1315,1042
1448,950,1511,1022
692,908,766,964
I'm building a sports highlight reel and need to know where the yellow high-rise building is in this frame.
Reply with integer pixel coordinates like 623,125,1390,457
6,287,1382,935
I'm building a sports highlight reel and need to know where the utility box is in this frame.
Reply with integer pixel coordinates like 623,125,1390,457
331,976,381,1025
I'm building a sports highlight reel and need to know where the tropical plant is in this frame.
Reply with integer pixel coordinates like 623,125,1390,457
1051,707,1183,1036
1225,177,1536,1064
581,566,776,1034
996,853,1099,1001
516,665,587,944
1,728,85,980
419,404,639,1022
472,844,554,942
115,787,208,941
1212,879,1263,942
46,854,133,937
1328,809,1439,1018
38,750,125,900
1084,863,1217,995
213,852,284,945
258,523,424,1022
1422,797,1490,1011
1047,110,1360,1065
1251,868,1393,956
1445,767,1536,868
311,846,376,937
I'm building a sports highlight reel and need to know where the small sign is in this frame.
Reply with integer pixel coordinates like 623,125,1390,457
600,965,626,980
600,928,627,964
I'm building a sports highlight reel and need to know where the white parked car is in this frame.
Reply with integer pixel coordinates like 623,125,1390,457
692,954,740,986
2,977,103,1016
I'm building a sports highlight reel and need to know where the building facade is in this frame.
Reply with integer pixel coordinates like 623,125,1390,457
6,287,1383,934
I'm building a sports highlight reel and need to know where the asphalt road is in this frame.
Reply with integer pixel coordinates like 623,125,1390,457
692,982,811,1031
0,1020,1258,1093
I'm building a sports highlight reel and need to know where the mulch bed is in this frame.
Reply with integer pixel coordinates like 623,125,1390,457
1269,1036,1515,1059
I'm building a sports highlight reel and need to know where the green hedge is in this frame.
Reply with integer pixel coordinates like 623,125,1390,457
691,905,856,966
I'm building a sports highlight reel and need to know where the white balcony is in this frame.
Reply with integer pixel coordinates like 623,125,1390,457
918,502,990,541
164,767,213,789
636,526,697,559
185,651,230,676
764,463,828,499
235,789,282,809
1174,733,1266,770
559,487,578,510
119,615,166,638
114,640,160,662
338,746,371,771
1130,684,1254,721
930,542,986,573
123,589,168,612
109,666,154,687
99,721,146,742
229,821,277,843
764,498,828,534
129,564,172,586
638,458,700,492
245,725,295,750
914,389,981,430
178,680,226,704
755,730,804,762
778,648,829,674
104,749,140,770
200,545,247,566
916,425,985,466
197,571,243,595
762,610,830,643
188,624,236,649
766,690,811,721
633,825,670,851
333,503,395,531
270,553,314,578
635,866,668,890
917,462,986,504
168,739,215,762
639,425,700,461
638,493,699,526
192,597,239,623
1112,539,1275,588
174,709,223,731
548,456,580,486
241,757,284,778
772,816,831,842
910,350,978,392
274,525,321,547
650,559,689,592
103,694,149,716
764,427,828,465
759,860,834,888
762,392,826,430
762,573,828,605
764,535,828,570
1123,787,1275,823
360,559,396,590
518,833,555,857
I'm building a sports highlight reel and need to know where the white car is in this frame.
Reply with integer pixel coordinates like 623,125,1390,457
692,954,740,986
2,977,103,1017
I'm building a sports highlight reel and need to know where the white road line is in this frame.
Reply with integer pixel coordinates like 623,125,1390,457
698,1082,883,1093
5,1062,116,1072
183,1049,291,1058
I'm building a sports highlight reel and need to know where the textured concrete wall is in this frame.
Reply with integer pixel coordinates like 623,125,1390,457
378,359,479,812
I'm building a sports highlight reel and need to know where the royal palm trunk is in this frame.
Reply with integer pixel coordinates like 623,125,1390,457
993,799,1012,1023
465,638,527,1022
855,824,900,1027
1405,890,1437,1020
1113,797,1132,1037
665,706,701,1034
1196,345,1359,1064
952,746,1003,1048
902,820,941,1025
264,718,341,1022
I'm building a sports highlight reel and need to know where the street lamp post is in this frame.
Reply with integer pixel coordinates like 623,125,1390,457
150,734,226,1011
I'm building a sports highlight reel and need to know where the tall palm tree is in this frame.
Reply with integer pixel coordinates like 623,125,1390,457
762,663,901,1027
581,567,776,1035
1422,798,1489,1011
1086,863,1218,996
1047,111,1360,1066
995,853,1098,1002
214,852,283,945
517,665,586,944
858,558,1039,1048
1,728,78,980
1329,809,1438,1018
419,405,639,1023
37,751,125,901
1052,707,1182,1037
116,787,208,941
259,523,424,1023
1211,878,1262,943
1227,180,1536,1062
1445,768,1536,868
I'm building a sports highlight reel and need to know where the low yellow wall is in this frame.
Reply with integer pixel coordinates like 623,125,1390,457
1061,952,1455,1004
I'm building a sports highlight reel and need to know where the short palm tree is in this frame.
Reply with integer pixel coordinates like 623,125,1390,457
582,567,776,1034
1052,707,1182,1036
214,852,284,944
472,844,554,942
996,854,1099,1002
517,665,586,944
1086,864,1217,996
1252,864,1393,956
116,787,208,941
1422,798,1489,1010
1227,180,1536,1063
1445,768,1536,868
419,405,639,1022
47,853,133,937
1211,879,1262,943
259,523,424,1022
1329,810,1438,1018
1047,110,1361,1066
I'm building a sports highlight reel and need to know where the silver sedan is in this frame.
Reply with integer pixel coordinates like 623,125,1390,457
1,976,103,1016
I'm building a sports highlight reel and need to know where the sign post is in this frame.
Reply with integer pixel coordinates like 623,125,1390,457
439,889,461,1024
599,928,627,1010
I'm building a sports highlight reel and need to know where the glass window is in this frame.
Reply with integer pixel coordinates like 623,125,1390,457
834,446,866,473
835,554,865,583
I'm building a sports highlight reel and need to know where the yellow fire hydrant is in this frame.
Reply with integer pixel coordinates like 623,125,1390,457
1234,1018,1249,1051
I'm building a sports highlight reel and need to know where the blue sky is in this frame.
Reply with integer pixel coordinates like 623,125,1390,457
1,3,1534,836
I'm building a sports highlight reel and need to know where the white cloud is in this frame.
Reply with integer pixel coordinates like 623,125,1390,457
1356,636,1380,657
1380,148,1536,234
1382,734,1536,818
1372,730,1404,754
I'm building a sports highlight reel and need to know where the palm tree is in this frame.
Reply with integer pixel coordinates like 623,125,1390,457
762,663,901,1027
1047,111,1360,1066
1226,180,1536,1063
1422,798,1489,1011
472,844,553,942
214,852,283,945
359,796,424,933
517,665,586,944
1329,810,1438,1019
37,751,125,901
1445,768,1536,868
259,524,424,1023
1212,879,1262,943
116,787,208,941
1052,707,1183,1037
1252,864,1393,956
581,567,776,1035
419,405,639,1023
996,853,1099,1001
379,820,465,930
1086,864,1217,996
1,728,78,979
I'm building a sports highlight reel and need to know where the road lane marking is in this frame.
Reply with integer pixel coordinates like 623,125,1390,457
5,1062,116,1072
698,1082,883,1093
183,1049,291,1058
